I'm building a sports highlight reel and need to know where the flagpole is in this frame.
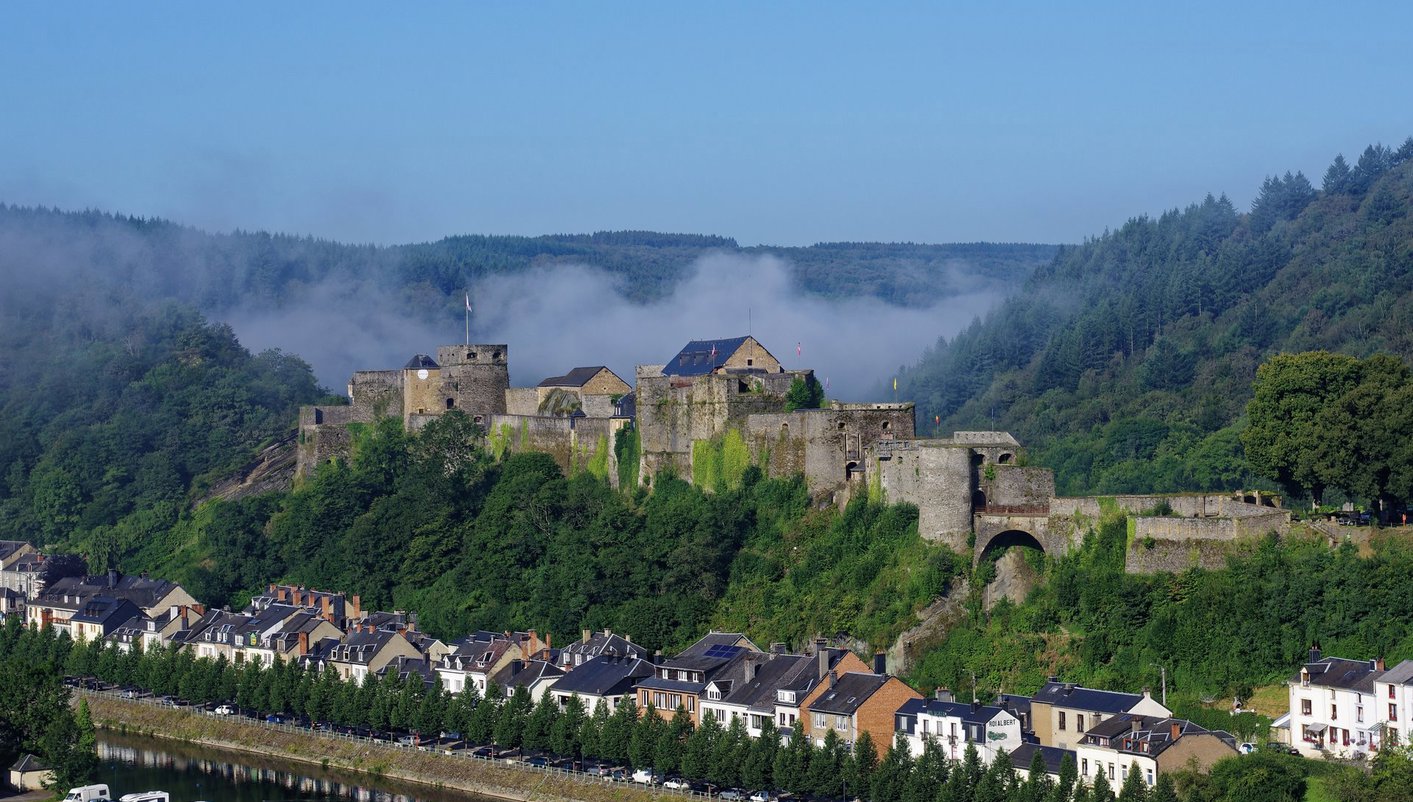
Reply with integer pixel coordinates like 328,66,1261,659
464,291,470,345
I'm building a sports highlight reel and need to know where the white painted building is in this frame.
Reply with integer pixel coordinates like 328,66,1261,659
1373,659,1413,749
895,696,1023,763
1287,649,1384,758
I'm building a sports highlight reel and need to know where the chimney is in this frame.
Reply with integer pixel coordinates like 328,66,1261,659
1170,721,1181,741
625,634,631,643
107,568,119,588
582,629,591,644
971,700,981,713
934,688,954,702
818,647,830,678
352,594,361,620
298,630,309,655
1131,718,1141,734
1376,657,1386,672
1063,682,1075,695
827,670,837,688
770,642,787,655
873,652,887,675
1309,642,1321,663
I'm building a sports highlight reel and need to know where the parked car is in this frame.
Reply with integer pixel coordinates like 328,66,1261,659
661,777,690,790
719,790,745,801
214,704,236,716
523,756,550,768
265,713,285,724
631,768,657,784
395,735,417,747
748,791,774,802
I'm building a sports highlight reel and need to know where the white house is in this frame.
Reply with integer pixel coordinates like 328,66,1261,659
1287,647,1384,758
895,695,1022,763
1075,715,1237,788
1373,659,1413,749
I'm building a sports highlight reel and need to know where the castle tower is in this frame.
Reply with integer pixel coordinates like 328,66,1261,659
435,344,510,427
401,354,443,425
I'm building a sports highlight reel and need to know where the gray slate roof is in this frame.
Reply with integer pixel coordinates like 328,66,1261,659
1296,657,1383,693
1011,744,1073,776
1379,659,1413,686
663,337,750,376
552,654,653,698
1032,680,1148,714
404,354,439,369
810,672,888,716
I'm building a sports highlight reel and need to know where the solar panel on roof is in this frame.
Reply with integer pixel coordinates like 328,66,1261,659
703,643,744,659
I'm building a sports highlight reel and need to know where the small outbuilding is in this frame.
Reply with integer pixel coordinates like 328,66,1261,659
8,753,53,791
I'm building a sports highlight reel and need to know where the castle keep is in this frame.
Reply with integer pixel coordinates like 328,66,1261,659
297,335,1287,572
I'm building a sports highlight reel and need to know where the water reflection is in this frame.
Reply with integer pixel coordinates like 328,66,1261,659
96,733,496,802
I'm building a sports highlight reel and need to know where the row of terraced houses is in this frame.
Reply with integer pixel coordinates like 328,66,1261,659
1,543,1264,791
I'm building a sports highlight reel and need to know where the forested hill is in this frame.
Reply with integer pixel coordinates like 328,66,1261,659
0,205,1056,310
901,136,1413,497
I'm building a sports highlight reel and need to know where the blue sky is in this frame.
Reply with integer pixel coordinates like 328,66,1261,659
2,2,1411,246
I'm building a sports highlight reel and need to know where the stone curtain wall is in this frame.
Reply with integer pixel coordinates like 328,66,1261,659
875,443,975,551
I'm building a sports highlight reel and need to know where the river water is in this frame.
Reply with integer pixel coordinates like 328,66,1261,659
95,732,499,802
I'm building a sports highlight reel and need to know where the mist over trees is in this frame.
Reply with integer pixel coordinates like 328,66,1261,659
901,135,1413,498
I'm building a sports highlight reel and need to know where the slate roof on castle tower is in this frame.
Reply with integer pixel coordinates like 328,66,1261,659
663,336,777,376
404,354,439,369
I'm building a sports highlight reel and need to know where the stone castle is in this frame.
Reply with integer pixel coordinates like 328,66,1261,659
298,336,1287,571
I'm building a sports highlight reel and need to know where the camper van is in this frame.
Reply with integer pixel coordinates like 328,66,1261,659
63,785,110,802
119,793,170,802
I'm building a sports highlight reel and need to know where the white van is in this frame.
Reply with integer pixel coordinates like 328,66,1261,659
63,785,111,802
119,792,170,802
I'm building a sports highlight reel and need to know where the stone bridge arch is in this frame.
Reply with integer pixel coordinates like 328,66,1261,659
973,514,1069,564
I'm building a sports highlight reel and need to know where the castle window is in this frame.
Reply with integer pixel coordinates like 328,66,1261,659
493,351,501,359
838,422,846,431
999,453,1013,464
446,398,456,409
747,359,754,366
881,421,890,430
467,352,477,360
738,381,750,394
781,423,789,433
473,415,484,424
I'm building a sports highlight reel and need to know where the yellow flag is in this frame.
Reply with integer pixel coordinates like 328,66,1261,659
893,377,897,391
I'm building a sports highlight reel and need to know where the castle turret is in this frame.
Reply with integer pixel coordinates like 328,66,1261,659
435,344,509,427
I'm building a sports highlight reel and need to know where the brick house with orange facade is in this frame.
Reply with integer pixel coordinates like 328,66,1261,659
801,666,922,759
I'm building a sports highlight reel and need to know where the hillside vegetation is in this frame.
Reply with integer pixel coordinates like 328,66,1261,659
902,137,1413,498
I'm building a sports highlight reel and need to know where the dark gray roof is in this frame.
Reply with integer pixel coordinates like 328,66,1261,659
1032,680,1149,714
1083,715,1237,758
898,697,1008,727
538,366,614,388
720,654,815,713
9,753,49,773
810,672,888,716
1296,657,1383,693
552,654,653,698
1010,744,1073,776
561,631,648,665
41,573,184,612
69,595,141,629
663,337,751,376
492,659,565,690
998,693,1032,717
614,392,636,418
1379,659,1413,686
404,354,439,369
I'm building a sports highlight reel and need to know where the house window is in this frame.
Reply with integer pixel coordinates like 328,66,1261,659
815,713,826,729
1389,684,1397,699
687,697,694,713
1331,704,1337,719
1081,759,1088,776
708,689,721,701
1391,704,1399,722
1145,769,1154,786
1108,763,1115,780
1357,707,1364,723
1301,699,1312,716
1058,712,1067,730
1077,714,1085,732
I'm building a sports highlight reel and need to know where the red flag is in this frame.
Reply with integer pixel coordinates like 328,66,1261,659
796,342,802,358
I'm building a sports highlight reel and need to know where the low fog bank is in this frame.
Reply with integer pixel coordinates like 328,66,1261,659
226,253,1001,401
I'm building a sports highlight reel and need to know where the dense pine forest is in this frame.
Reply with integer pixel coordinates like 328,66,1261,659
902,137,1413,497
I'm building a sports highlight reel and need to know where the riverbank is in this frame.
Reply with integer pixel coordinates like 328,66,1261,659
80,693,666,802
